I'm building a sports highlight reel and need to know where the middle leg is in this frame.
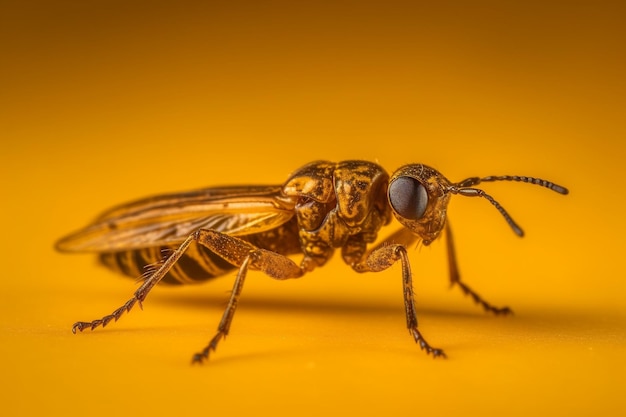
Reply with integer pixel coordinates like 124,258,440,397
192,229,306,363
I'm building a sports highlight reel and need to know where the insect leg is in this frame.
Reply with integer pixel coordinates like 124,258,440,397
72,233,198,333
191,229,305,363
445,222,512,315
353,242,445,358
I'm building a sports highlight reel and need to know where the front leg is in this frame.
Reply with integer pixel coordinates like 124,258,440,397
353,242,446,358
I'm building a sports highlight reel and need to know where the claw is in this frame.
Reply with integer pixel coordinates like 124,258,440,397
71,322,87,334
492,306,513,316
191,332,226,364
430,348,447,359
411,328,447,359
191,348,210,364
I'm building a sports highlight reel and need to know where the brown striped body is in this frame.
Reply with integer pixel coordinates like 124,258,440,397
99,217,303,285
99,244,235,285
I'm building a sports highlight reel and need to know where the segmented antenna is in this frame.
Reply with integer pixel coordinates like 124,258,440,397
450,175,568,237
456,175,569,195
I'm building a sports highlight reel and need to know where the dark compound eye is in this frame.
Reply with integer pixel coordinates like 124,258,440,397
388,176,429,220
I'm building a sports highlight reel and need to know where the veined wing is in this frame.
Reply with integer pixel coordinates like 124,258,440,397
55,185,296,252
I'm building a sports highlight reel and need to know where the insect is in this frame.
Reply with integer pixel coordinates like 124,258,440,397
56,160,568,362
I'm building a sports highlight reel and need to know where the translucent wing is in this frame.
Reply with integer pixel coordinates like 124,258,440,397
56,185,296,252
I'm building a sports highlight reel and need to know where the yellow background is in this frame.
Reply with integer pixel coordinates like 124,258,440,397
2,1,624,416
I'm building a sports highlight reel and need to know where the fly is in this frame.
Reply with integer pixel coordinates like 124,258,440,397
56,160,568,362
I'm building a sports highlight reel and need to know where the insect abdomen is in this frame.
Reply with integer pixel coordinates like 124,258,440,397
98,219,303,285
99,243,236,285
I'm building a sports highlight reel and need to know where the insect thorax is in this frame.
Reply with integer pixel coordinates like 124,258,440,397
282,160,392,269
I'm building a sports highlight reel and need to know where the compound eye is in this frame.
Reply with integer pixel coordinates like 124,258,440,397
388,176,428,220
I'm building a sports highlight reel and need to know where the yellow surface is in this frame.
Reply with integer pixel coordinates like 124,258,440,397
2,1,624,416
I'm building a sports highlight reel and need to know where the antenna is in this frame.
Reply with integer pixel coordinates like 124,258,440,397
455,175,568,195
449,175,568,237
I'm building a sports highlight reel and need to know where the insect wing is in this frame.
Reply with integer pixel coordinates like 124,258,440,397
55,185,296,252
